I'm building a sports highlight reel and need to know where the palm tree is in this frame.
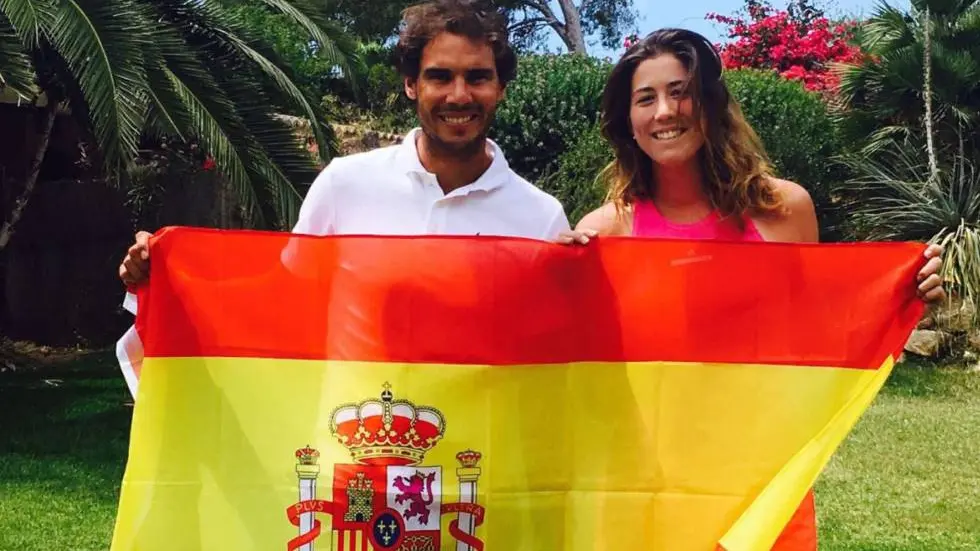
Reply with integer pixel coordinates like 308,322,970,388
0,0,357,248
836,0,980,157
834,0,980,323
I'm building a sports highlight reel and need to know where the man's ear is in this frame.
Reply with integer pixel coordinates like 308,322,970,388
404,77,417,100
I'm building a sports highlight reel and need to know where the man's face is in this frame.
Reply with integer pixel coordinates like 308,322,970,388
405,32,505,156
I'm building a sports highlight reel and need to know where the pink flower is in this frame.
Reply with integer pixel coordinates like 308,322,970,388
705,5,865,98
780,65,807,81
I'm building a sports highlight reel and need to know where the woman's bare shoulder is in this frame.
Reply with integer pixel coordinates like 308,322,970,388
772,178,813,209
753,178,818,243
575,202,633,236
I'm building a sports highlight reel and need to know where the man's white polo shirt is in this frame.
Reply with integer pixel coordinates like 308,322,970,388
292,128,569,240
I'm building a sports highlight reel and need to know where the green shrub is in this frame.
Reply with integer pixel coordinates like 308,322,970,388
322,43,417,133
356,44,417,131
491,54,612,183
724,68,849,240
539,123,612,224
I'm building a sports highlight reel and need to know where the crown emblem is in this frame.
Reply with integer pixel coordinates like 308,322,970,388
455,449,482,468
295,445,320,466
331,383,446,466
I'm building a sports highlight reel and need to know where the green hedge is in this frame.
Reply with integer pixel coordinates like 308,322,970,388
538,123,612,225
724,68,848,240
490,54,612,183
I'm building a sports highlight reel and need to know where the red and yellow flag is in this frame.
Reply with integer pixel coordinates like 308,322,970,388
111,227,924,551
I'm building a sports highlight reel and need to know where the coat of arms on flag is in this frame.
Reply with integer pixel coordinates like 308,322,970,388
286,383,485,551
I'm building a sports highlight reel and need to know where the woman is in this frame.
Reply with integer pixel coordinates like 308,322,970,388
561,27,944,296
560,28,945,548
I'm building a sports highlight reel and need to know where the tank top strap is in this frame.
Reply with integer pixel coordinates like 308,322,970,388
741,215,765,241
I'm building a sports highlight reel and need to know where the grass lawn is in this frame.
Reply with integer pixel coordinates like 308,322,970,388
814,357,980,550
0,351,978,550
0,351,131,550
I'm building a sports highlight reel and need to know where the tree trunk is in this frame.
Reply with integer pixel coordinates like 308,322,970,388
922,7,939,182
556,0,587,54
0,100,58,251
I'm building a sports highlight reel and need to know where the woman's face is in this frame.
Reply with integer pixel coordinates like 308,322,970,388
628,53,705,168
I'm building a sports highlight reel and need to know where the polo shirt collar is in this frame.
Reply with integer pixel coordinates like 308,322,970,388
396,128,510,194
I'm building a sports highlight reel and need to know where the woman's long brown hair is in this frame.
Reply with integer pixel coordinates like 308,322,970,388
600,28,783,223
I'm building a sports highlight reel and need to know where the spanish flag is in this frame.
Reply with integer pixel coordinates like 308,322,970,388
111,227,924,551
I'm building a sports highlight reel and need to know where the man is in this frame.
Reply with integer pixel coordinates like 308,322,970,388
119,0,570,286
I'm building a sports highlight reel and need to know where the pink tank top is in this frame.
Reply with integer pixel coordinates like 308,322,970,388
631,199,764,241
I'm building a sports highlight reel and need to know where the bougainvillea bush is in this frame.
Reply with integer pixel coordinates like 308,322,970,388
707,0,864,93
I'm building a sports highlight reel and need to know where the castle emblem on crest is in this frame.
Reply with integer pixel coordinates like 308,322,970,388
286,383,486,551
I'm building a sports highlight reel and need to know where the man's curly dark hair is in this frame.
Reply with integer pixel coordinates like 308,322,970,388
394,0,517,86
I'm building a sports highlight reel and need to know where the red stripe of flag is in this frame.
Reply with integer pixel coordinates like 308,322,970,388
136,228,925,369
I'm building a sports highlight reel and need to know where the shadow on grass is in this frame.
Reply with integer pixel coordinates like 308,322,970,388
883,355,980,400
0,349,132,496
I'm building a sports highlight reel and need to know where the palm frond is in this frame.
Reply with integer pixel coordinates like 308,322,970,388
861,125,916,155
212,67,320,227
244,144,305,227
144,62,189,141
0,13,34,97
931,35,980,75
933,221,980,324
931,2,980,65
253,0,360,85
222,46,330,225
835,63,870,109
138,18,204,142
951,2,980,35
0,0,53,47
163,64,267,225
213,29,332,165
913,0,976,19
862,2,916,51
47,0,149,175
876,44,927,93
138,0,331,227
841,0,980,154
9,0,353,229
948,103,978,124
150,0,336,167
